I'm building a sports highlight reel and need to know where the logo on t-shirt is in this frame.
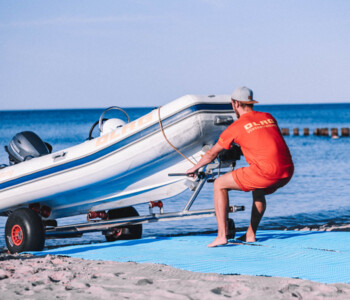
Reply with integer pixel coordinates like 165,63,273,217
244,119,276,133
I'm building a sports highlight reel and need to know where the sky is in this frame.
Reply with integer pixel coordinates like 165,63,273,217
0,0,350,110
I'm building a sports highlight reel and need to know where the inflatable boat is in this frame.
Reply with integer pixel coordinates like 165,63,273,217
0,94,244,253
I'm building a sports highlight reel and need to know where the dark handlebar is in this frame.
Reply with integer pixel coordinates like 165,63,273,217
168,172,206,179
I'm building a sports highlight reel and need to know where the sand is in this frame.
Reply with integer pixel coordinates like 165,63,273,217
1,252,350,300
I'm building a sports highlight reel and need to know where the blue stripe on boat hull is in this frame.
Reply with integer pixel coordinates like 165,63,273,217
0,103,232,191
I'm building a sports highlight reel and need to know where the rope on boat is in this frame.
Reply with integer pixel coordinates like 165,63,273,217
157,106,196,166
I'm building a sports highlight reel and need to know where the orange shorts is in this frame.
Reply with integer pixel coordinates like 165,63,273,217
232,165,293,195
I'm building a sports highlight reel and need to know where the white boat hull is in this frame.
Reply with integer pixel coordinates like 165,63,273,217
0,95,235,219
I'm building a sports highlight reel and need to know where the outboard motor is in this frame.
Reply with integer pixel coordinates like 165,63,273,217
5,131,52,165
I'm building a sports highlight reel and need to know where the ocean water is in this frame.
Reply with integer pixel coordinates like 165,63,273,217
0,103,349,250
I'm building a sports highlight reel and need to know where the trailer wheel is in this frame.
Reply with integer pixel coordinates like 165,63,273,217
5,208,45,253
226,218,236,240
105,206,142,241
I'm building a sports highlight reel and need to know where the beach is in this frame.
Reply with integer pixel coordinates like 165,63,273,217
1,252,350,300
1,225,350,299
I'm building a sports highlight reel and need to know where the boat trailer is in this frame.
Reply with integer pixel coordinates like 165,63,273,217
45,170,245,238
4,166,245,253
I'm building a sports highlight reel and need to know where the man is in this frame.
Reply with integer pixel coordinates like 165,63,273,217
186,86,294,247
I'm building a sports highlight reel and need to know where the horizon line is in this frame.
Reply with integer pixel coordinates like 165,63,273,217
1,101,350,112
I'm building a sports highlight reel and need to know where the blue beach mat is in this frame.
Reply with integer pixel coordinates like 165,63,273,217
32,230,350,284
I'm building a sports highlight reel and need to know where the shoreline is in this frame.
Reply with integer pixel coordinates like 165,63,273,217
1,253,350,299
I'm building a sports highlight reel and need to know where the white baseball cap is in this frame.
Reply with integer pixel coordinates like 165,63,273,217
231,86,258,104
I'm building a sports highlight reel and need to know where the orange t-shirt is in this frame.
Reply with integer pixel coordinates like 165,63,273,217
217,111,293,179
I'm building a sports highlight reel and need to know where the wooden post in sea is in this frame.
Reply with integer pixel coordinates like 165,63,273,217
314,128,321,136
281,128,289,136
303,128,309,136
341,128,349,137
321,128,329,136
293,128,299,136
331,128,339,138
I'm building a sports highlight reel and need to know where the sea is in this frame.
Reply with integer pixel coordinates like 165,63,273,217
0,103,349,250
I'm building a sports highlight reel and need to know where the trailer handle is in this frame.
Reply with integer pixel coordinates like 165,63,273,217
183,175,207,211
168,171,206,179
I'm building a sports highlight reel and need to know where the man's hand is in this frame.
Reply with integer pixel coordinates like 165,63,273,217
186,167,198,177
185,143,225,177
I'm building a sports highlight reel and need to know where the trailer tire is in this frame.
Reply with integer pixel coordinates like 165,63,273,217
5,208,45,253
226,218,236,240
105,206,142,241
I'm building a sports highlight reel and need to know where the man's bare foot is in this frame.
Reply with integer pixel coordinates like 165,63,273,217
237,233,256,242
207,236,227,247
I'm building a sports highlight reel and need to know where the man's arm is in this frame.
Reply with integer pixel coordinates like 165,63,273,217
186,143,225,175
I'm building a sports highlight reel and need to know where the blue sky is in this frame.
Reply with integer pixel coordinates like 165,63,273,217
1,0,349,109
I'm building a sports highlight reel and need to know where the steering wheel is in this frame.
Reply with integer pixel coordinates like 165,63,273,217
88,106,130,140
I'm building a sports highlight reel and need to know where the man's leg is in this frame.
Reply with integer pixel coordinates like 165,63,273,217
207,172,242,247
238,189,266,242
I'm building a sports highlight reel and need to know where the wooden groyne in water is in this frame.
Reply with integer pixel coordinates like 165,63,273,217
281,127,349,137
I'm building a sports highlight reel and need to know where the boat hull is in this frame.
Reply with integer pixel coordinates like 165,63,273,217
0,95,235,219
